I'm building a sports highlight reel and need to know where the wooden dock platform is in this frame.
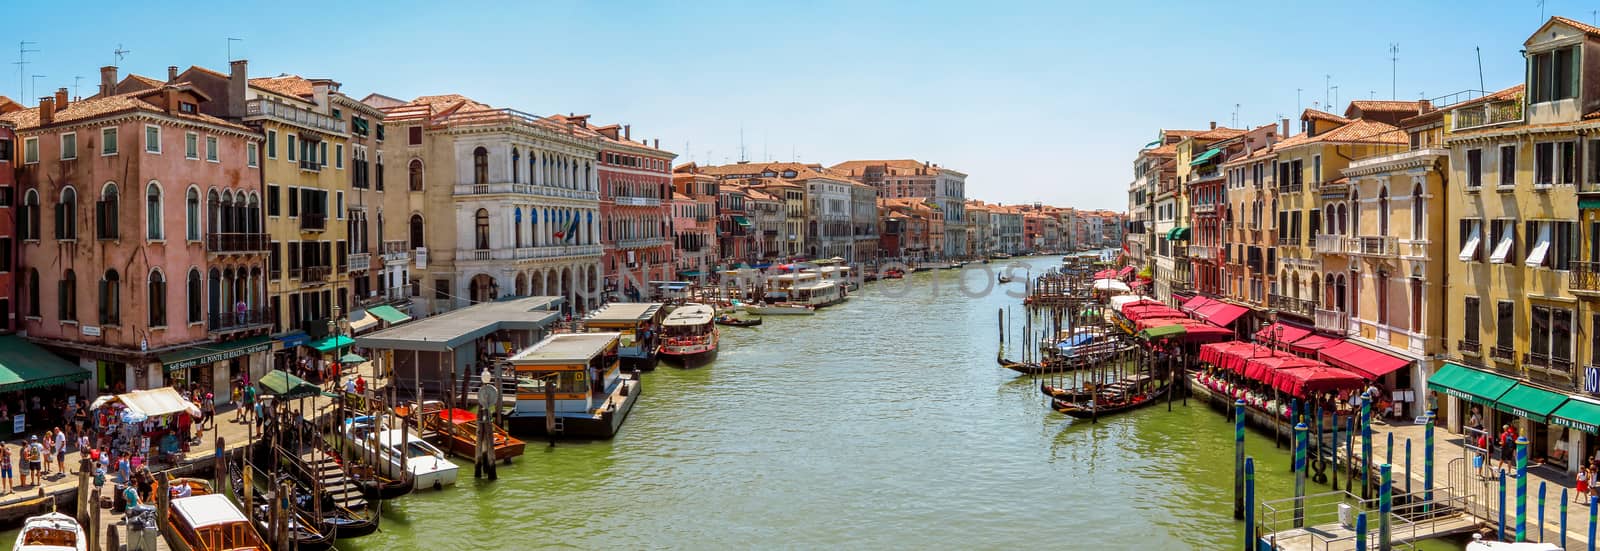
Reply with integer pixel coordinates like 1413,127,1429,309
1260,513,1479,550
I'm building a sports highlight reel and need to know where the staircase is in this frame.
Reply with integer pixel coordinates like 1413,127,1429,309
302,448,368,512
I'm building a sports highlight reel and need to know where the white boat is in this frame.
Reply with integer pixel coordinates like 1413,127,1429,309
341,416,459,490
1465,538,1560,551
165,493,268,551
789,280,847,308
746,304,816,315
13,512,85,551
658,304,719,368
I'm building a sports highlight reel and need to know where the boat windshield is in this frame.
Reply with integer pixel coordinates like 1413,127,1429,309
404,441,442,459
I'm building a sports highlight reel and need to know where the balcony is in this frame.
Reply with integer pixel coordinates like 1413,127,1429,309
347,253,371,272
618,237,666,249
1314,234,1347,254
382,240,411,263
1187,245,1216,260
1458,340,1480,356
301,266,330,284
1354,236,1398,256
1452,98,1524,131
1267,294,1316,318
1317,180,1348,195
458,244,604,263
1279,182,1303,194
1570,261,1600,294
1276,234,1299,246
208,308,272,333
299,159,321,172
244,99,347,134
1490,345,1516,363
1190,203,1217,215
1523,352,1575,376
453,182,600,202
299,213,326,231
205,233,269,254
1314,308,1349,334
614,196,662,207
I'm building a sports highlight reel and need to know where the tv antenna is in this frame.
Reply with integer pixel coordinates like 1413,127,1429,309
29,74,45,102
1296,88,1303,112
1537,0,1546,22
227,38,243,62
738,124,746,163
1231,103,1239,128
113,44,130,66
1324,75,1331,109
14,41,38,100
72,76,82,98
1389,43,1399,99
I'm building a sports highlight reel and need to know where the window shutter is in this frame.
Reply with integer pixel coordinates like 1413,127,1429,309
288,188,299,216
337,241,347,272
288,243,300,270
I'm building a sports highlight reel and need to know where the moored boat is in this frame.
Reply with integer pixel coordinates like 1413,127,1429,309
340,416,459,490
164,493,269,551
506,332,641,438
882,268,905,279
1053,376,1167,419
746,303,815,315
13,512,85,551
582,302,666,370
413,402,526,462
714,315,762,327
997,274,1012,283
658,304,719,367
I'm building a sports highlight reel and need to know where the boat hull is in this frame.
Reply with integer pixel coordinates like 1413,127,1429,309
747,306,814,315
508,378,641,439
1053,384,1169,419
660,347,717,368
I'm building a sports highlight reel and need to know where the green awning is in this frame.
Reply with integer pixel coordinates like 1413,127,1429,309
732,216,752,227
678,270,705,278
1427,363,1517,406
1137,324,1187,341
1494,383,1568,423
1552,399,1600,434
0,335,90,392
1143,139,1162,149
1582,199,1600,210
159,335,275,373
257,369,322,400
338,353,367,365
307,335,354,353
367,304,411,325
1188,148,1222,166
1166,227,1189,241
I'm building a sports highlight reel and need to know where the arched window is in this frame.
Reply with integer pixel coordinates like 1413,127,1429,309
475,208,490,249
145,182,163,240
96,183,119,240
530,154,538,185
25,268,38,317
187,269,202,324
245,193,261,234
1349,190,1360,236
1324,204,1335,234
1337,203,1348,235
207,189,220,236
409,159,424,192
1335,274,1348,312
99,269,120,325
20,189,38,240
409,214,424,249
185,187,200,241
1378,187,1390,236
57,187,78,240
513,208,523,248
512,149,520,183
59,269,76,321
1410,184,1423,239
473,147,489,185
148,269,166,327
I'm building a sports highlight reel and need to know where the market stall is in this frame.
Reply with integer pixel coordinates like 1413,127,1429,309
91,388,201,469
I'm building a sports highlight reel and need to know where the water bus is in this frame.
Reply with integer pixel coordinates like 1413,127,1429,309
658,304,720,367
507,332,640,438
583,302,665,370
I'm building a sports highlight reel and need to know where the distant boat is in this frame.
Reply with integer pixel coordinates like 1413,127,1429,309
659,304,720,368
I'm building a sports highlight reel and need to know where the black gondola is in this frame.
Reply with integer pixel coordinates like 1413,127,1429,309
229,461,337,551
714,315,762,328
1052,381,1169,419
1039,381,1094,402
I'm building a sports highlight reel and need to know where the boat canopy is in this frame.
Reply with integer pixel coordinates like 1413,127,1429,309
509,333,620,366
171,494,248,529
662,304,716,327
1056,332,1099,349
586,303,665,324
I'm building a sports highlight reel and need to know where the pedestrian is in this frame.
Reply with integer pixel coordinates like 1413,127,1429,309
1498,425,1517,471
26,436,44,486
53,428,65,473
1580,467,1591,502
202,392,215,430
0,444,12,493
16,443,29,488
354,374,366,397
343,376,356,395
242,383,257,424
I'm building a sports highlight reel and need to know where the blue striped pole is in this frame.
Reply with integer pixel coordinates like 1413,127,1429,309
1378,463,1392,550
1499,469,1507,542
1245,457,1256,551
1331,411,1340,490
1288,398,1300,471
1404,438,1412,498
1561,488,1568,549
1346,415,1355,493
1234,399,1246,520
1363,395,1376,499
1423,414,1434,512
1355,512,1367,550
1294,422,1308,528
1516,435,1529,541
1589,495,1596,551
1385,431,1393,470
1538,482,1546,543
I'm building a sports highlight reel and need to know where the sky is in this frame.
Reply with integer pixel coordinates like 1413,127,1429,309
2,0,1579,211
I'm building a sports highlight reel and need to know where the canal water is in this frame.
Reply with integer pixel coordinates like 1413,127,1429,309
6,255,1460,549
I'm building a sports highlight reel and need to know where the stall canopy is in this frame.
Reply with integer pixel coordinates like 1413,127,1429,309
1427,362,1517,406
1243,355,1324,383
117,387,200,417
1494,383,1567,423
1198,341,1266,374
257,369,322,400
1193,301,1248,327
1137,319,1232,343
308,335,355,353
1093,269,1116,279
1123,304,1186,322
1271,366,1367,397
1092,279,1131,293
1117,266,1136,278
367,304,412,325
1288,334,1343,356
348,313,380,334
1551,398,1600,435
1110,296,1160,312
1254,322,1312,347
0,335,90,392
1137,324,1187,341
1181,295,1216,314
1318,341,1411,380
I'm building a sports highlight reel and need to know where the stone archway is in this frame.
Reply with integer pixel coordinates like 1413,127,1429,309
514,272,527,297
529,269,544,296
468,273,497,304
560,266,575,312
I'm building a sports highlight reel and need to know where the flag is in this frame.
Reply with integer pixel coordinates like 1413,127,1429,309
565,213,580,242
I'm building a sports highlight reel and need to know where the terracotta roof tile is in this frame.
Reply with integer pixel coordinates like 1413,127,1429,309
1346,100,1430,115
249,75,315,99
1194,127,1246,140
1303,109,1351,124
1551,16,1600,38
0,88,252,132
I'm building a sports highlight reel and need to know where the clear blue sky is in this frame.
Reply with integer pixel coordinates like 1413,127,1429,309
4,0,1574,211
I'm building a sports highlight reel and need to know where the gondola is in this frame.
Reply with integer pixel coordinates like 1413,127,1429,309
997,274,1012,283
1039,382,1094,402
714,315,762,328
227,461,337,551
349,462,415,501
1053,382,1169,419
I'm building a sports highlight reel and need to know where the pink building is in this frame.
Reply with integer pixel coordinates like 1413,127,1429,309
4,68,268,397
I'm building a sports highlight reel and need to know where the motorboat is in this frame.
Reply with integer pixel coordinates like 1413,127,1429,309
658,304,719,367
746,303,816,315
714,315,762,327
165,493,269,551
13,512,85,551
340,416,459,491
400,401,526,463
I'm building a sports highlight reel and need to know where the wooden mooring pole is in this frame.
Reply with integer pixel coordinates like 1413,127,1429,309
1233,399,1245,520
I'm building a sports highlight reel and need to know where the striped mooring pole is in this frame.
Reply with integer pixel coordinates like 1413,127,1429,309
1385,431,1393,470
1516,435,1528,542
1244,457,1255,551
1589,495,1596,551
1355,511,1367,550
1361,396,1373,499
1499,469,1507,543
1346,415,1355,493
1234,399,1245,520
1404,438,1412,498
1537,481,1546,543
1560,487,1568,549
1378,463,1392,551
1294,422,1308,528
1423,413,1434,512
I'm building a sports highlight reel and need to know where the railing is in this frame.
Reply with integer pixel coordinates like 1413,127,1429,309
1187,245,1215,260
1314,308,1349,334
347,253,371,272
1400,240,1428,258
208,308,272,333
1317,180,1348,194
244,99,347,133
1452,99,1525,131
1314,234,1346,254
205,233,269,253
1193,169,1221,182
1570,261,1600,292
1279,182,1303,193
1276,234,1299,246
1356,235,1398,256
1258,488,1474,551
459,244,603,262
301,266,330,284
1491,345,1516,362
299,213,326,231
299,159,321,172
452,182,600,201
1190,203,1217,215
382,240,410,263
617,237,666,249
1458,340,1480,355
1267,294,1316,318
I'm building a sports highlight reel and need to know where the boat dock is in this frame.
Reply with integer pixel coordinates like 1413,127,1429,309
1255,489,1479,550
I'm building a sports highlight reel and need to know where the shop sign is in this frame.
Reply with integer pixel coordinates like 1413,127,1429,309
81,326,102,337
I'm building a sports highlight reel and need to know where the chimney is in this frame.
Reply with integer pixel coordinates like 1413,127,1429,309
1419,99,1434,113
54,88,68,112
227,60,248,119
310,79,333,109
99,66,117,96
653,139,659,149
1281,118,1290,137
623,125,631,140
167,66,178,83
38,96,54,126
1209,121,1217,130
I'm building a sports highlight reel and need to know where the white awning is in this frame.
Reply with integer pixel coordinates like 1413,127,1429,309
348,311,380,334
1458,223,1480,262
1489,223,1514,264
1524,223,1552,267
116,387,200,418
